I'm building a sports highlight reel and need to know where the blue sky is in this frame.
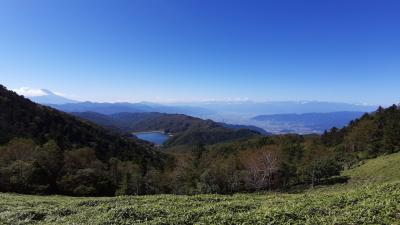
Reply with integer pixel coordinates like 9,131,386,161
1,0,399,104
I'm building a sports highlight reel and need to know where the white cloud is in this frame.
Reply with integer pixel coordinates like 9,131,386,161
13,87,47,97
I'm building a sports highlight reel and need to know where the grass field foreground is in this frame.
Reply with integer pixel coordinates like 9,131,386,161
1,153,400,224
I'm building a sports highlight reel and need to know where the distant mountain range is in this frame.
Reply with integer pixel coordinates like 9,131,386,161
26,89,378,134
27,89,377,116
25,90,213,116
50,102,214,116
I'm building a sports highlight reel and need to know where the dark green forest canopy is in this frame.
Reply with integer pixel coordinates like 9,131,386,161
322,104,400,156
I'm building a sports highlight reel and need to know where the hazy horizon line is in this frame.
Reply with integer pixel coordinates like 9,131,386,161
10,86,385,107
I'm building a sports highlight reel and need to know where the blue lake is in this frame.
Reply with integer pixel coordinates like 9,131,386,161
134,132,170,145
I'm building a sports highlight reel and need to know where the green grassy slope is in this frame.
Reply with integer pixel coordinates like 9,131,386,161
343,152,400,185
0,153,399,224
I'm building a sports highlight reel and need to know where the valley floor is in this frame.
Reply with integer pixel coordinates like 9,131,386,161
1,153,400,225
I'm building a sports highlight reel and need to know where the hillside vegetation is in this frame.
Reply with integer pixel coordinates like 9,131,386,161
0,85,166,196
72,111,261,146
1,153,399,224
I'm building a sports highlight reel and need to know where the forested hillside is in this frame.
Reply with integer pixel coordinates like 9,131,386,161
71,111,162,134
72,111,262,146
0,85,167,196
322,104,400,157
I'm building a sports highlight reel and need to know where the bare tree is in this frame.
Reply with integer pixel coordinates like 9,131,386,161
244,147,280,191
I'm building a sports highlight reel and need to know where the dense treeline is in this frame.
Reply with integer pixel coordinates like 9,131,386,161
0,138,172,196
1,84,400,196
0,135,341,195
322,105,400,158
157,135,343,194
